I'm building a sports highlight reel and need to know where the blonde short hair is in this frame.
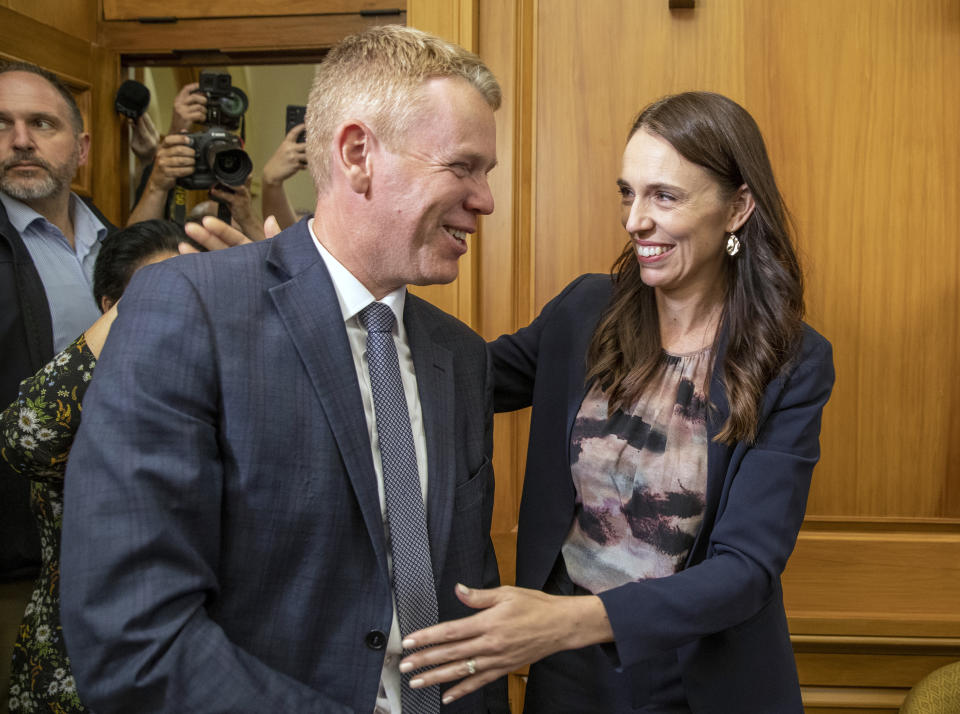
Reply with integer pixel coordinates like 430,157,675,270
305,25,501,194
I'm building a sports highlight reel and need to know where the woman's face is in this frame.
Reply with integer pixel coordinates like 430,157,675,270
618,129,746,302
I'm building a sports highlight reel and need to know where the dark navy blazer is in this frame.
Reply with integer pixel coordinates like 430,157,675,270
490,274,835,713
61,221,506,713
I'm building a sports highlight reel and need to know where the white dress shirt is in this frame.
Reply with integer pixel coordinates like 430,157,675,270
309,219,429,713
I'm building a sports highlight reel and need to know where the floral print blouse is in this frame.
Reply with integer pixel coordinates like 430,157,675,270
1,335,95,713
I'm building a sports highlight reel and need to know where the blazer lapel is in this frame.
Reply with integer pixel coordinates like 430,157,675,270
265,224,388,569
403,296,455,582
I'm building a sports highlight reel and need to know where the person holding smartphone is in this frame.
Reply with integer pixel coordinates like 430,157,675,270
261,106,308,230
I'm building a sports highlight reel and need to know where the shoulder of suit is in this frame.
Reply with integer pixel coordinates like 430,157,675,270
405,293,483,343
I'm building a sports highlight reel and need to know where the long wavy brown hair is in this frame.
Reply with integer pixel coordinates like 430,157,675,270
586,92,804,444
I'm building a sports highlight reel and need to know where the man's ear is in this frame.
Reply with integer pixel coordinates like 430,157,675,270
727,183,756,233
77,132,91,167
333,121,374,194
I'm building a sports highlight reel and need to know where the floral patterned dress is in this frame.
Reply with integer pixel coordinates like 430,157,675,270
1,335,95,713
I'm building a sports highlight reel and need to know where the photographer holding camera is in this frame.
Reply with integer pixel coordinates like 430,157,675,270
127,71,256,236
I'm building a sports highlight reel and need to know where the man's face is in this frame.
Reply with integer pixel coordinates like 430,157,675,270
0,71,89,204
360,77,496,297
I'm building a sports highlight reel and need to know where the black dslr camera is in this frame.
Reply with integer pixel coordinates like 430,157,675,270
178,71,253,190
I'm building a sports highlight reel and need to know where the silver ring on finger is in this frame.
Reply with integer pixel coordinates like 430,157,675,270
465,658,477,676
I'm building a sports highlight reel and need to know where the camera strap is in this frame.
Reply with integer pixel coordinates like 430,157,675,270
171,185,188,225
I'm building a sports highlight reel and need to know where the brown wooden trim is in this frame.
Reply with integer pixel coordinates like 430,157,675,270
793,634,960,654
802,515,960,532
102,0,405,21
0,7,93,78
802,686,906,709
99,13,406,55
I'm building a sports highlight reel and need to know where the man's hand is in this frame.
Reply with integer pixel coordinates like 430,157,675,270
209,181,262,241
147,134,195,193
169,82,207,134
129,113,159,163
263,124,308,187
126,133,196,226
180,215,281,254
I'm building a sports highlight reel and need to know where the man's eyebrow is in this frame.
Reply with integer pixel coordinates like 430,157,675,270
29,111,63,124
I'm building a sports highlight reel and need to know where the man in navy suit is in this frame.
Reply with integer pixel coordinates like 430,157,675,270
60,26,505,713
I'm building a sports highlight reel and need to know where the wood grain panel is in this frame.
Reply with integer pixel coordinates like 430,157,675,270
797,651,959,689
0,6,92,76
744,0,960,519
476,0,527,555
103,0,404,21
783,520,960,637
7,0,97,43
90,46,124,225
803,687,905,711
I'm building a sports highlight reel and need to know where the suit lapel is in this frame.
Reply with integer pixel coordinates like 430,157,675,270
403,296,455,582
265,223,388,569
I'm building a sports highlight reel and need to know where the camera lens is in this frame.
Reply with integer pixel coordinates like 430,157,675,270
218,88,249,119
211,147,253,186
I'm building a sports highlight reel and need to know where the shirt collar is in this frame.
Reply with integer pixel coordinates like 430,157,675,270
307,217,406,329
0,191,43,233
0,191,107,252
71,194,108,255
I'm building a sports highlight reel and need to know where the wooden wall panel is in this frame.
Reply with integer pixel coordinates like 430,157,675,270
745,0,960,520
476,0,526,587
784,519,960,637
6,0,97,43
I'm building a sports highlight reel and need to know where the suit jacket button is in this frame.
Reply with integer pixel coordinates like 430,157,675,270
365,630,387,650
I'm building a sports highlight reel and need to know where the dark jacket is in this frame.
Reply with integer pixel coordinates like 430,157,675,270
0,194,114,579
490,274,835,713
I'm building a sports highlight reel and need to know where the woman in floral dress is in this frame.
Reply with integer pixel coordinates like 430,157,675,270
1,220,183,712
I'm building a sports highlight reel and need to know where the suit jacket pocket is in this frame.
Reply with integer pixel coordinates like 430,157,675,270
455,456,493,512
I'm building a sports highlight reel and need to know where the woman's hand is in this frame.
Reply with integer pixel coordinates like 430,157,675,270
399,584,613,705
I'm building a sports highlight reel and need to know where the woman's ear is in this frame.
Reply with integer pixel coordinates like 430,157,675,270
727,184,756,233
333,121,374,194
99,295,115,314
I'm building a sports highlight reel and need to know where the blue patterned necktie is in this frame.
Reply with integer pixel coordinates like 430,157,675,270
359,301,441,714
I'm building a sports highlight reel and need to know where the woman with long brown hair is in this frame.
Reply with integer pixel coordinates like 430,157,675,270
400,92,835,712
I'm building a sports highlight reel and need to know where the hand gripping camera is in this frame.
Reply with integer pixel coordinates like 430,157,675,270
177,71,253,190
